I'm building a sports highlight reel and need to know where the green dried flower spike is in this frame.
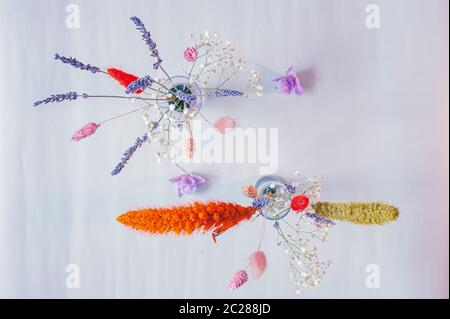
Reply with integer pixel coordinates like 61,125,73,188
312,202,399,225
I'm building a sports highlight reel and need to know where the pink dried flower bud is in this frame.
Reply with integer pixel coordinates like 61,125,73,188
183,47,198,62
185,137,195,160
71,122,100,141
242,185,258,198
249,251,267,279
229,270,248,291
213,116,235,134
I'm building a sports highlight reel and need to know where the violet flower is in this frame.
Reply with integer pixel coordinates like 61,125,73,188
170,173,206,196
273,66,304,95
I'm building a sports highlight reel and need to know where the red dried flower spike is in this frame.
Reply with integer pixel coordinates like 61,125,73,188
107,68,143,94
291,195,310,212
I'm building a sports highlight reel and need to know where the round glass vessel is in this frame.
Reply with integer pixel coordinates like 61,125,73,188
255,175,292,220
168,76,203,119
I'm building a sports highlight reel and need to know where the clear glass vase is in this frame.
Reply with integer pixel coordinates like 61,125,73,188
255,175,291,220
168,76,203,120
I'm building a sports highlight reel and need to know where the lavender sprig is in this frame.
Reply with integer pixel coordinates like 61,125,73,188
111,134,148,176
125,75,154,94
33,91,79,107
54,54,100,73
285,184,296,194
130,16,162,69
305,213,336,226
175,91,197,105
252,196,270,209
208,89,244,97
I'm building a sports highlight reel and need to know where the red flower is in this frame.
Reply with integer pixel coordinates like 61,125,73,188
107,68,143,94
291,195,310,212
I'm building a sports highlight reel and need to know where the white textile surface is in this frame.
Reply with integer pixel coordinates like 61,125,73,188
0,0,448,298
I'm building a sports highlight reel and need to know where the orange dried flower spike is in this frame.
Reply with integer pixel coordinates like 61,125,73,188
117,201,257,242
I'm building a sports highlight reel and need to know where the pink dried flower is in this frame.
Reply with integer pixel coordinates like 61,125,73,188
183,47,198,62
249,251,267,279
213,116,235,134
71,122,100,141
229,270,248,291
242,185,258,198
185,137,195,160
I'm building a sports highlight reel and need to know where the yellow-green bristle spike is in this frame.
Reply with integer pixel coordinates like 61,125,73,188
312,202,399,225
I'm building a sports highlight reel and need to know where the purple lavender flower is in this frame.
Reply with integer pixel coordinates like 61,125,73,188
150,121,159,131
305,213,335,226
252,196,270,209
33,91,79,107
130,16,163,69
175,91,197,105
273,66,303,95
111,133,148,176
54,54,100,73
170,173,206,196
125,75,154,94
285,184,296,194
208,89,244,97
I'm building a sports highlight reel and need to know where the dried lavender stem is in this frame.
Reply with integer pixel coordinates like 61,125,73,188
84,94,173,102
99,108,142,125
159,65,173,83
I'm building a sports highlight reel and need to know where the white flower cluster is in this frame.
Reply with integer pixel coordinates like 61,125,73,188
278,222,332,292
138,83,198,164
247,70,264,97
265,172,332,292
187,31,246,90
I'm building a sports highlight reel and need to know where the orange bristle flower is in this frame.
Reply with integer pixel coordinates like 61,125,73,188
117,201,257,241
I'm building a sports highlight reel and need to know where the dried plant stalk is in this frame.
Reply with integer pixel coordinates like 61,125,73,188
184,137,195,160
312,202,399,225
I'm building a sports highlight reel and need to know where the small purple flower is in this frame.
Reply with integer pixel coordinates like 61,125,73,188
54,53,100,73
170,173,206,196
33,91,79,107
273,66,303,95
125,75,154,94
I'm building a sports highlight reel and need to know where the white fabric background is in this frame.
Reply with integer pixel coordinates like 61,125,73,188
0,0,448,298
